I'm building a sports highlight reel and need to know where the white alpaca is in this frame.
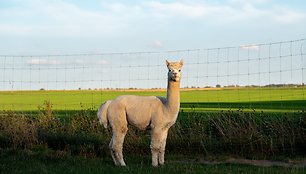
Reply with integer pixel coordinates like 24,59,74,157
97,60,183,166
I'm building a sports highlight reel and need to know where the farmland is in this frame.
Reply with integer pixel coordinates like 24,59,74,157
1,87,306,173
0,87,305,112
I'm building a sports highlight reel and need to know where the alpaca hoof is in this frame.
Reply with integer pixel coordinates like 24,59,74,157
114,163,126,167
120,163,126,167
152,162,158,167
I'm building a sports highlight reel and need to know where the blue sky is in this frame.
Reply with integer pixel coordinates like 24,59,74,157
0,0,305,54
0,0,306,90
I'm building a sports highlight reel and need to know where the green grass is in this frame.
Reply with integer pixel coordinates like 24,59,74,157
1,87,305,112
1,149,305,174
1,87,306,174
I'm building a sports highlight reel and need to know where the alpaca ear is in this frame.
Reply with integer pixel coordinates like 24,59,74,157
179,59,184,67
166,60,170,67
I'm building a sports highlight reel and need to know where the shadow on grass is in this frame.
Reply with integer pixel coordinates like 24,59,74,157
181,100,306,111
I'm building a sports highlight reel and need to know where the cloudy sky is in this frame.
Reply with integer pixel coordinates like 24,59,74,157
0,0,306,90
0,0,305,55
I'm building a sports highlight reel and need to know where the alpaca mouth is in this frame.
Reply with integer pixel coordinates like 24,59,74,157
169,75,180,82
171,77,179,82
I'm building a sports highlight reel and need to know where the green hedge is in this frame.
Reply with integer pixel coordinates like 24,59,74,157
0,102,306,159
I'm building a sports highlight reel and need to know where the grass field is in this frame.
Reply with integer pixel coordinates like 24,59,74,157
0,87,305,112
1,87,306,173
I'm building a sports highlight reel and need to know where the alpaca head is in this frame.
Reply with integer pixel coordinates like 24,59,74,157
166,59,184,82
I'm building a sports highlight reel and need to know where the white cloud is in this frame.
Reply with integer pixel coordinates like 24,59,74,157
231,0,271,5
27,58,108,66
97,60,108,65
27,59,61,65
144,1,306,24
74,59,108,65
240,45,260,51
232,1,306,23
1,0,305,39
104,2,142,15
268,7,305,23
0,0,126,37
0,0,305,55
146,1,208,18
150,40,163,49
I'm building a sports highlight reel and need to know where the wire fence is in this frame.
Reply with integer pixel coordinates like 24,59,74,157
0,38,305,112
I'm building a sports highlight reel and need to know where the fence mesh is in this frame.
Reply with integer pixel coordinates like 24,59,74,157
0,38,305,112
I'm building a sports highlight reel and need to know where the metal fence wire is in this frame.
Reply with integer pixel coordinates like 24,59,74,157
0,38,305,111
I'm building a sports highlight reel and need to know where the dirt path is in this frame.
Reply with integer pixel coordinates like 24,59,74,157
171,158,306,168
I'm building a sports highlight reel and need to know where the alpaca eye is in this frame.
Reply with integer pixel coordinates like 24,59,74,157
179,70,181,72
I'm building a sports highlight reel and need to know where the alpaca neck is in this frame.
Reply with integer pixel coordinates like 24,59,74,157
166,80,180,114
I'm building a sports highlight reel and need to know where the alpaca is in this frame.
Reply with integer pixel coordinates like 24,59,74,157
97,59,183,166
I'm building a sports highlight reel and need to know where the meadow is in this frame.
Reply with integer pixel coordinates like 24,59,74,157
1,87,306,173
0,87,305,112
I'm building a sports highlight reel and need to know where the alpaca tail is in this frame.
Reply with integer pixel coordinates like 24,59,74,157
97,100,111,128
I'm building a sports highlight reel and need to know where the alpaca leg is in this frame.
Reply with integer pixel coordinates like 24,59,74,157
107,105,128,166
158,130,169,165
116,131,127,166
109,138,120,166
109,127,128,166
150,129,162,167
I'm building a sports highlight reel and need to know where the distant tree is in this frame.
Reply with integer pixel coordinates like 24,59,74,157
216,84,221,88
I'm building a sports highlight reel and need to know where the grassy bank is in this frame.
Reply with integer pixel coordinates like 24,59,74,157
1,102,305,159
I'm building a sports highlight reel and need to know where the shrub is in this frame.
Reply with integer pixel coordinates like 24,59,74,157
0,112,38,149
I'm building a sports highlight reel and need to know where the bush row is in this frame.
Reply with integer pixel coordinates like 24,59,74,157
0,101,306,159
